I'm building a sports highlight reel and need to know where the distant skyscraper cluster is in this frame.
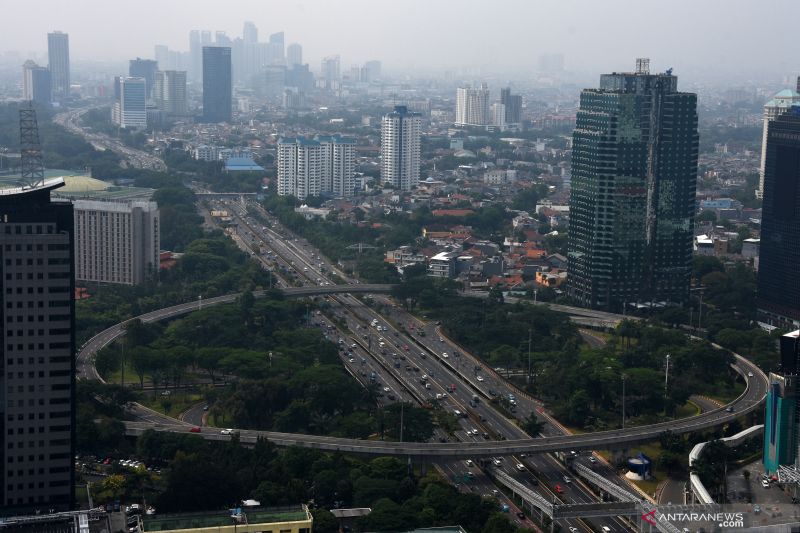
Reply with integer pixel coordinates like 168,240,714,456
567,59,699,311
277,135,356,199
381,106,422,191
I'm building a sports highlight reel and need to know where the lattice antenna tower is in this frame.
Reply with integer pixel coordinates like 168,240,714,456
635,58,650,75
19,103,45,188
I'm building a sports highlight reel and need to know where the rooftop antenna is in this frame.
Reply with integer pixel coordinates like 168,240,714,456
19,102,45,188
635,58,650,75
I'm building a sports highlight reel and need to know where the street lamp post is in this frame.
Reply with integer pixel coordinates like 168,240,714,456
621,374,627,430
527,328,532,384
665,353,671,395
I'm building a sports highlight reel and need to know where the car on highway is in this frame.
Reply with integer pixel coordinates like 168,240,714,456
748,372,754,377
190,427,201,433
476,376,485,382
554,484,563,494
589,456,597,464
442,352,449,358
465,459,474,467
516,463,526,472
383,387,391,393
348,358,355,363
563,475,572,483
220,429,234,435
569,527,579,533
492,458,502,466
761,479,770,488
516,512,525,520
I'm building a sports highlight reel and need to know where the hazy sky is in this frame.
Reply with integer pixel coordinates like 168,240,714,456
2,0,799,76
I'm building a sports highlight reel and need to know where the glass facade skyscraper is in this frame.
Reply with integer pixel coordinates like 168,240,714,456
567,62,698,311
757,109,800,329
46,32,70,101
202,46,232,123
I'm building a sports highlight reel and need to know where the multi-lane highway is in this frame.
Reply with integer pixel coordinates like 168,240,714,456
53,106,167,171
77,196,768,533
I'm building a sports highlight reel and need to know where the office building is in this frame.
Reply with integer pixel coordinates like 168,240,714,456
277,135,355,199
0,178,75,511
321,55,341,85
567,60,698,311
757,80,800,199
491,103,506,130
381,105,422,191
763,330,800,474
455,84,490,127
500,87,522,124
189,30,202,81
47,31,70,101
243,21,258,43
73,199,159,286
283,88,305,110
129,58,158,100
364,60,382,81
22,60,51,105
265,32,285,66
154,70,188,115
756,108,800,329
111,77,147,129
286,64,314,92
287,43,302,67
202,46,232,123
154,45,170,70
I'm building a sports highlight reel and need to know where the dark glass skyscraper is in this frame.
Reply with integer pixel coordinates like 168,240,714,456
202,46,232,123
0,178,75,511
500,87,522,124
757,109,800,329
47,32,70,101
567,61,698,311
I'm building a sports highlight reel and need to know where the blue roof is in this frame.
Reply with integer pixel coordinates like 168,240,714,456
225,157,264,171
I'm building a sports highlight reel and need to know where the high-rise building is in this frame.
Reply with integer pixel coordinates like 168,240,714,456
112,77,147,129
129,58,158,100
491,103,506,131
287,43,302,67
0,178,75,511
189,30,202,81
455,84,490,127
757,80,800,200
202,46,232,123
111,77,147,129
763,330,800,475
22,60,51,105
500,87,522,124
321,55,341,85
364,60,382,82
286,64,314,92
154,70,188,115
215,31,232,48
567,60,698,311
381,105,422,191
267,32,285,65
73,199,160,285
154,45,170,70
243,21,258,43
47,31,70,101
757,108,800,329
277,135,355,199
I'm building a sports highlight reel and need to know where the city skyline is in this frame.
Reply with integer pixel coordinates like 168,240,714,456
1,0,799,78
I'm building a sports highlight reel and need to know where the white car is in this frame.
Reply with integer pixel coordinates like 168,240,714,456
442,352,449,358
383,387,390,393
516,463,526,472
492,458,502,466
476,376,485,382
748,372,754,378
465,459,474,467
348,358,355,363
220,429,234,435
589,456,597,464
761,479,770,488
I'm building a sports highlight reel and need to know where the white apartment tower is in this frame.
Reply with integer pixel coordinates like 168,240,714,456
381,105,422,191
455,83,490,127
154,70,188,115
757,79,800,199
73,199,160,285
278,136,356,199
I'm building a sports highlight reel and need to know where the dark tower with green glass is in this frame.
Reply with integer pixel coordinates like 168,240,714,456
567,59,698,311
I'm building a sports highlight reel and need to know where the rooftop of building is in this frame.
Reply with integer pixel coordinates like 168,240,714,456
141,506,311,532
0,170,155,201
224,157,264,171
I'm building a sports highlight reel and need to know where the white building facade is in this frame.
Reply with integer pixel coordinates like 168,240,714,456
455,83,490,126
112,77,147,129
757,81,800,199
381,106,422,191
278,135,355,199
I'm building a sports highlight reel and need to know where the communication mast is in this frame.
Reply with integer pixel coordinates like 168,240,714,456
635,57,650,75
19,103,45,188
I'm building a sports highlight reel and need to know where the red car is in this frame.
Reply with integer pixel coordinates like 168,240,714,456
554,484,563,494
189,427,202,433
